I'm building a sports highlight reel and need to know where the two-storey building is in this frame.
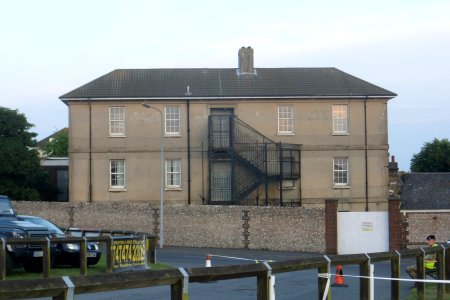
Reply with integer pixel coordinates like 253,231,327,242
60,47,396,211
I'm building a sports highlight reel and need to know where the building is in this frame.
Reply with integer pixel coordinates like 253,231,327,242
60,47,396,211
35,128,69,202
400,172,450,246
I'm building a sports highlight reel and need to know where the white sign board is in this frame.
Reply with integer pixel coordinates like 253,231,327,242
337,211,389,255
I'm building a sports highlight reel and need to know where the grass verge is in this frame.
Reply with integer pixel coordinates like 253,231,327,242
6,256,172,281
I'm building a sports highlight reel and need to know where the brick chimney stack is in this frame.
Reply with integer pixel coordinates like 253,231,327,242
238,47,254,74
388,155,399,196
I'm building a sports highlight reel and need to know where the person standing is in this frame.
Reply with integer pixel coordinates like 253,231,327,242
406,235,439,279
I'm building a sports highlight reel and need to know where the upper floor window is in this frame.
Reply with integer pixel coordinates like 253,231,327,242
109,107,125,136
110,159,125,188
165,106,180,135
333,157,349,186
165,159,181,188
332,104,348,134
278,105,293,134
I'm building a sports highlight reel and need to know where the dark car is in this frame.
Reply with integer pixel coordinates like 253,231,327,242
0,196,55,274
17,215,101,267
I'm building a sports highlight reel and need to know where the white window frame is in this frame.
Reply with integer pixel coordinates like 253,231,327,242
110,159,125,188
277,105,294,134
109,107,126,136
165,159,181,189
164,106,181,135
332,104,348,134
333,157,349,186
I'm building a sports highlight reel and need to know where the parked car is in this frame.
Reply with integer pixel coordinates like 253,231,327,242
0,196,55,274
17,215,101,267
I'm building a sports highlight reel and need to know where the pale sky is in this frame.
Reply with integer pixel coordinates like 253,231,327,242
1,0,449,171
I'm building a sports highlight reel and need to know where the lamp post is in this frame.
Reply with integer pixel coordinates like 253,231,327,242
142,103,164,248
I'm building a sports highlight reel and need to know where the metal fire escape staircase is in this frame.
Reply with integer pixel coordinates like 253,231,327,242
208,115,301,205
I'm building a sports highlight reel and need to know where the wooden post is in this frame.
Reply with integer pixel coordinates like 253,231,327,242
80,237,87,276
319,256,331,300
106,236,113,273
360,257,370,300
437,246,444,300
256,271,269,300
146,235,156,264
170,279,183,300
42,238,51,278
318,265,329,300
258,262,272,300
417,251,425,300
0,238,6,280
177,267,189,300
446,246,450,294
390,251,400,300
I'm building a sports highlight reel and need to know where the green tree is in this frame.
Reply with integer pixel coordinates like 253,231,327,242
43,129,68,157
0,107,43,200
410,138,450,172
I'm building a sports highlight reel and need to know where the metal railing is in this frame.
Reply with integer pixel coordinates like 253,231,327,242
208,115,301,205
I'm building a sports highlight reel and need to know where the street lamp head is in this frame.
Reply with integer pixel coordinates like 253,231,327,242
142,103,163,115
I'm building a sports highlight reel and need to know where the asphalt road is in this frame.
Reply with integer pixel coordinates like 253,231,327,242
30,247,417,300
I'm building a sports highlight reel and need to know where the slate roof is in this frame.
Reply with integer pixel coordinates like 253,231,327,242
400,173,450,210
60,68,396,100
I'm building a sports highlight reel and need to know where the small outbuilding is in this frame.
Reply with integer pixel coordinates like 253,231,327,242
400,173,450,246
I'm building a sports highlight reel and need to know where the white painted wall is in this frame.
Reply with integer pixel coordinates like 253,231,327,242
337,212,389,255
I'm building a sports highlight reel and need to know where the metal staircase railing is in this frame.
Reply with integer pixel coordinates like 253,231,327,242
208,115,300,205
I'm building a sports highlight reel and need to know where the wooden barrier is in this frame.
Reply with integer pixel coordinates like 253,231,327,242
0,233,157,279
0,244,449,300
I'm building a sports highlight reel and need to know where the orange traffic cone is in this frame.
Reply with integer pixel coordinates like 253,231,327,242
331,265,348,287
205,254,212,267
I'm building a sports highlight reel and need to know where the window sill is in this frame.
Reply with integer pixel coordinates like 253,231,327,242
108,135,127,138
332,132,349,136
333,185,350,189
277,133,295,136
164,134,181,138
165,187,182,191
109,188,127,192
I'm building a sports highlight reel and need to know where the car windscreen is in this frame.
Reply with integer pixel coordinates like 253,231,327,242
22,217,65,235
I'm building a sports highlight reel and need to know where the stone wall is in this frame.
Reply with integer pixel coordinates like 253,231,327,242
12,201,157,233
404,212,450,245
12,201,326,253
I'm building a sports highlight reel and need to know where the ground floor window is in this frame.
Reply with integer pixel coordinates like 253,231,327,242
110,159,125,188
333,157,349,186
165,159,181,188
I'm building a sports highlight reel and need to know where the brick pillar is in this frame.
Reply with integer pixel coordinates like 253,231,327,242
325,199,338,255
242,210,250,249
388,196,402,251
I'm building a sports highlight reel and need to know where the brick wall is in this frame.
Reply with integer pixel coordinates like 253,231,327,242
12,201,326,252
